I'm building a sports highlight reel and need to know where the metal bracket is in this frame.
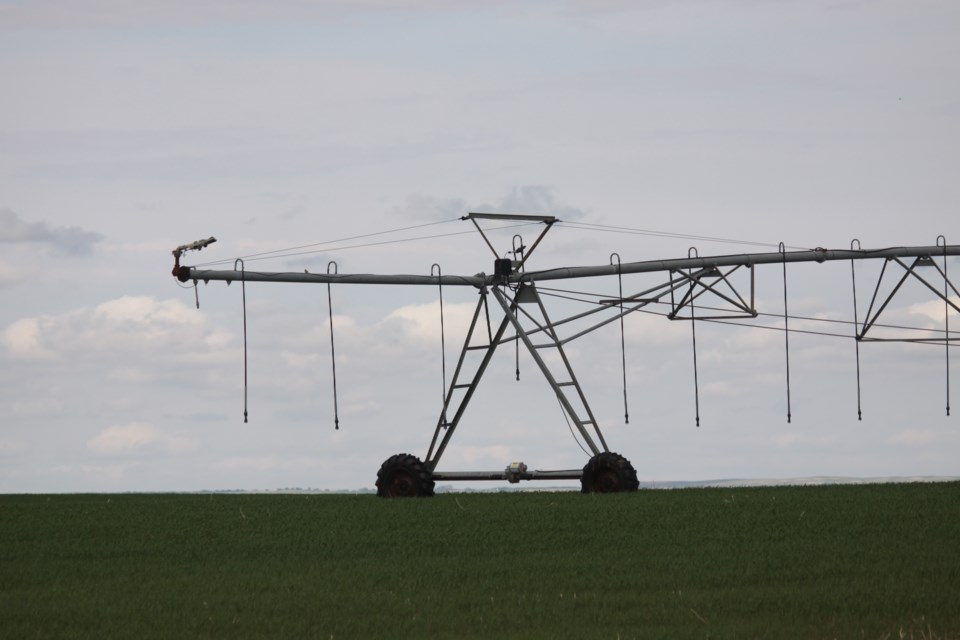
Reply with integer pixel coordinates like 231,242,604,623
667,253,757,320
463,212,557,272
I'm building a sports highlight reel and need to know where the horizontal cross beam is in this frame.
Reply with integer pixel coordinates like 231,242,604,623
175,245,960,287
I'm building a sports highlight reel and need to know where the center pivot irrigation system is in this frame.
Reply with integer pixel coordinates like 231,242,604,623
172,213,959,497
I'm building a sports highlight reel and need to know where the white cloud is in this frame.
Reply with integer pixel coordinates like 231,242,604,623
94,295,200,325
383,301,476,344
623,310,688,347
87,423,159,454
888,429,938,447
204,329,234,348
87,422,197,455
393,194,470,221
908,297,959,323
2,296,210,360
446,445,512,468
0,209,103,256
0,260,20,289
394,186,588,223
213,455,325,473
485,186,588,222
3,317,55,359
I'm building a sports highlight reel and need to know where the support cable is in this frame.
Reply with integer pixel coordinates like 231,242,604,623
197,218,459,266
193,220,537,268
611,253,629,424
234,258,249,424
432,264,448,423
850,239,863,420
698,315,956,344
557,220,810,251
780,243,793,423
534,283,958,337
940,235,951,416
327,261,340,430
530,286,959,348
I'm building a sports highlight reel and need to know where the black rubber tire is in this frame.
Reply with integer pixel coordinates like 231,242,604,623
376,453,435,498
580,451,639,494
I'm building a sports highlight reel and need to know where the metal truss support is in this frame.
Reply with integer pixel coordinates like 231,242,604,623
490,284,607,455
857,255,960,343
464,212,557,270
423,282,610,475
667,264,757,320
424,288,512,471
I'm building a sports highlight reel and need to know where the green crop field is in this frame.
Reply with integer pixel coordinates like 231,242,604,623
2,483,959,639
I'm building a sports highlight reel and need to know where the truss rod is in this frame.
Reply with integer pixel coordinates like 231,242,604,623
534,284,960,337
487,276,686,348
490,286,604,455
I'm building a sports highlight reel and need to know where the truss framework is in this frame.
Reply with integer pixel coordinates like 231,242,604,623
857,254,960,343
171,214,960,492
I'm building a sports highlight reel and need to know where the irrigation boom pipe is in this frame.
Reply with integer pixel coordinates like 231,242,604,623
175,245,960,287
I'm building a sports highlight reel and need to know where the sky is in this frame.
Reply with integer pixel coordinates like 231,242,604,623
1,0,958,492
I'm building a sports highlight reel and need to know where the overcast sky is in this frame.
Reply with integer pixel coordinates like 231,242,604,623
2,0,958,492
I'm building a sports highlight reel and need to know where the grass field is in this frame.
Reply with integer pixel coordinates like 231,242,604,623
2,483,959,639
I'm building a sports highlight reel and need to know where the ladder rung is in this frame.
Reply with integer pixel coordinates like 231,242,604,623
466,345,491,351
532,342,558,349
453,384,472,389
556,382,576,387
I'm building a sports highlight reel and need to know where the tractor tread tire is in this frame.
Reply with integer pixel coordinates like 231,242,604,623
376,453,435,498
580,451,640,494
